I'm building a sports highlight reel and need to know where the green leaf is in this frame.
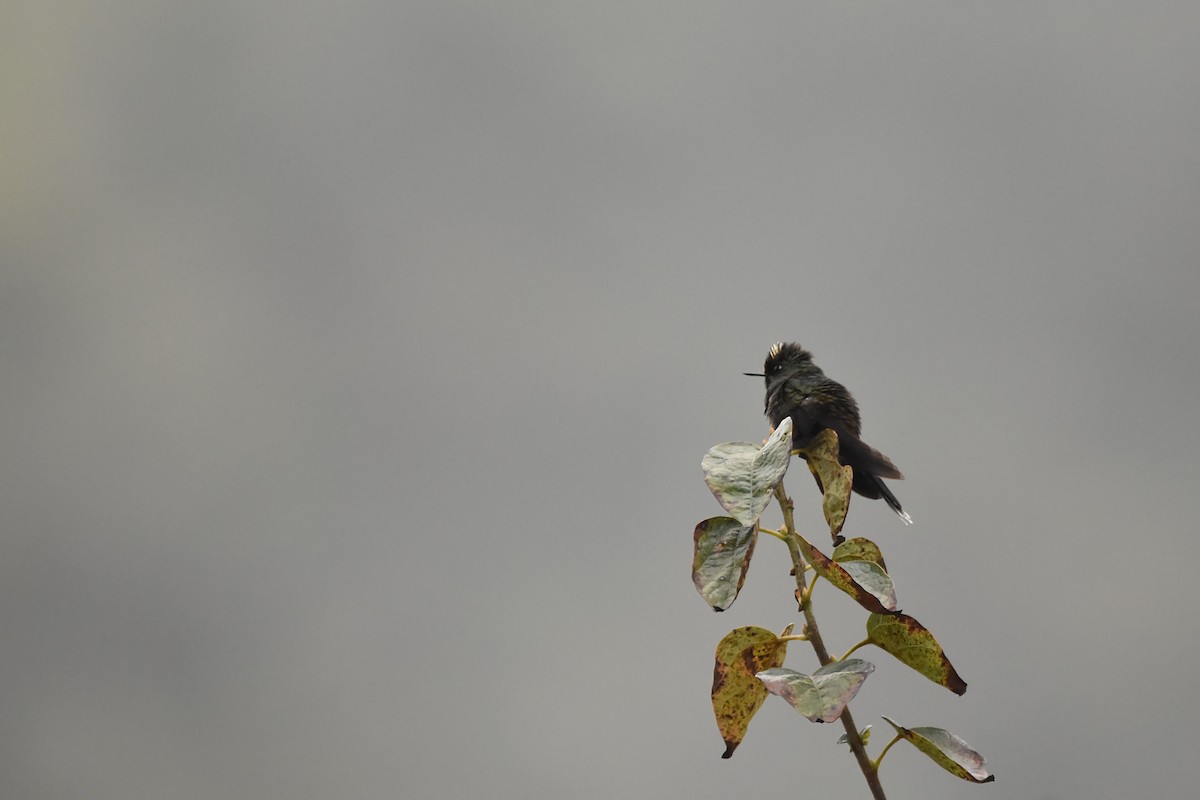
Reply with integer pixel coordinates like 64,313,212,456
866,613,967,695
795,535,897,613
832,537,887,572
711,626,791,758
881,717,994,783
840,561,897,609
838,725,873,748
796,428,853,538
701,417,793,526
756,659,875,723
692,517,757,611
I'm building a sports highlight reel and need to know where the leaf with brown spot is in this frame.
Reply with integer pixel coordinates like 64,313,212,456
711,626,790,758
796,428,853,539
795,535,897,614
692,517,757,612
866,613,967,695
833,537,887,572
881,717,994,783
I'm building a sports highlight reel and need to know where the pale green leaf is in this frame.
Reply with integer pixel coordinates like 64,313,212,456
795,535,897,613
881,717,994,783
692,517,757,611
701,417,793,526
756,658,874,723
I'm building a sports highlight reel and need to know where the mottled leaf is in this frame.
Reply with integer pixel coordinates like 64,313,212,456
795,535,897,613
692,517,757,611
833,537,887,572
840,561,897,609
882,717,994,783
701,417,793,526
866,613,967,695
712,625,791,758
756,659,874,723
796,428,853,538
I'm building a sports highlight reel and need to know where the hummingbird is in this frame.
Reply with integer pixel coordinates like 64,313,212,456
745,342,912,525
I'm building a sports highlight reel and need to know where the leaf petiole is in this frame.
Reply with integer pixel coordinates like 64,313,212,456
758,526,788,541
838,638,871,662
873,734,903,772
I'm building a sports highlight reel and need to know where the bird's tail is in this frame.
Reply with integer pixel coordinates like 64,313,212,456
872,476,913,526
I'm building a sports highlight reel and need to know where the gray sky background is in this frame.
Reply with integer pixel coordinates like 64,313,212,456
4,3,1199,798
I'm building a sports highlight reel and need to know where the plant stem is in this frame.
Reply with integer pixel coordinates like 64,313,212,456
774,482,887,800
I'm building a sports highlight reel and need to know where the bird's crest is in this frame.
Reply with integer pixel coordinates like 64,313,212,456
765,342,814,370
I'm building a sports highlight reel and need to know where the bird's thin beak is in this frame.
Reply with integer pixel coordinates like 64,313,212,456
743,372,765,377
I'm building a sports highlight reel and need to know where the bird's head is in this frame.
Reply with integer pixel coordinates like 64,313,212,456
743,342,816,383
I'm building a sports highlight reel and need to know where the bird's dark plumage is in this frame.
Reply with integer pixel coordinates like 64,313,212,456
747,342,911,524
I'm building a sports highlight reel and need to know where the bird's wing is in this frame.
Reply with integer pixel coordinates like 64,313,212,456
830,427,905,480
798,395,904,481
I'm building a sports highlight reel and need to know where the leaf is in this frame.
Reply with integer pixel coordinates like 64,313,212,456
881,717,994,783
711,626,790,758
832,537,887,572
794,535,897,613
838,725,872,748
756,659,875,723
692,517,757,611
840,562,897,610
866,613,967,695
701,417,793,526
796,428,853,538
